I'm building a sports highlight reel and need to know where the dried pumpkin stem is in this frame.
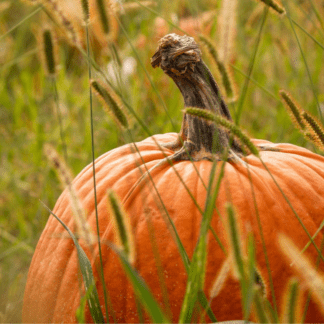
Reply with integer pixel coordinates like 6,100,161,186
151,33,243,162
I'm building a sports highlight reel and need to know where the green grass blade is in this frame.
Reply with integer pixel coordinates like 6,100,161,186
234,7,268,125
179,161,226,323
283,0,323,123
292,19,324,51
0,6,42,42
285,279,300,323
108,243,170,323
40,201,105,324
84,20,110,322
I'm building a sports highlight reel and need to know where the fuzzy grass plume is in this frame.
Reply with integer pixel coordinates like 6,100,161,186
107,189,135,265
217,0,238,63
40,27,57,77
280,278,302,323
279,90,306,130
44,144,94,246
278,234,324,316
209,256,232,298
81,0,90,23
302,111,324,151
184,107,259,156
96,0,110,34
224,203,245,280
280,90,324,151
256,0,286,15
42,0,80,47
199,35,237,101
91,79,129,128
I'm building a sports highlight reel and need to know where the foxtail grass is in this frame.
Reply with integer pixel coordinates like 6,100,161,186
96,0,110,34
184,107,259,156
256,0,286,15
40,202,105,323
107,189,135,265
279,234,324,316
302,111,324,150
42,0,80,47
217,0,237,63
224,203,245,280
199,35,238,101
44,144,94,246
280,278,302,323
91,79,129,128
81,0,90,23
279,90,306,130
280,90,324,151
41,28,57,77
209,256,231,298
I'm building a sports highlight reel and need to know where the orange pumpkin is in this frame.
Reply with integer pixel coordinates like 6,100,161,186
23,34,324,323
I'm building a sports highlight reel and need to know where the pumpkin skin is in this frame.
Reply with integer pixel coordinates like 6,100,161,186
22,132,324,323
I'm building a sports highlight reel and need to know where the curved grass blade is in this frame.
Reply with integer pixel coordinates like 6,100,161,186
83,14,110,322
178,161,226,323
40,201,105,324
235,7,268,125
107,242,170,323
0,6,42,42
282,0,323,123
281,278,301,323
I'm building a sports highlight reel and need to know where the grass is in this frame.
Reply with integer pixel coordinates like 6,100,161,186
0,0,324,322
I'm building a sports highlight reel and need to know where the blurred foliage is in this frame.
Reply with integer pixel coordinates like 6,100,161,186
0,0,323,321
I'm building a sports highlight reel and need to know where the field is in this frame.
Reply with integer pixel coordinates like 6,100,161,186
1,0,324,322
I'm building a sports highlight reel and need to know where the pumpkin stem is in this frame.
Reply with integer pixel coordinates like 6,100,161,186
151,33,244,161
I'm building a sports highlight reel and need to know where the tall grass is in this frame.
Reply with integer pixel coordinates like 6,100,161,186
0,0,324,322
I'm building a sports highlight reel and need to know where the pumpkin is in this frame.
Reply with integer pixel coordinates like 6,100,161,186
23,34,324,323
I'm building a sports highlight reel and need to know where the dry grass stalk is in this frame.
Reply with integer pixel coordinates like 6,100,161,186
278,234,324,316
44,144,94,246
218,0,238,63
209,255,232,298
42,0,81,47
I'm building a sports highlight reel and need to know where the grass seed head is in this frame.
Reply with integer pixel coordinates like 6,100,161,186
279,90,306,130
91,79,129,128
218,0,238,63
81,0,90,23
107,189,135,265
43,0,80,47
302,111,324,151
256,0,286,15
199,35,237,102
44,144,94,246
96,0,110,34
42,28,57,77
278,234,324,315
184,107,259,157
